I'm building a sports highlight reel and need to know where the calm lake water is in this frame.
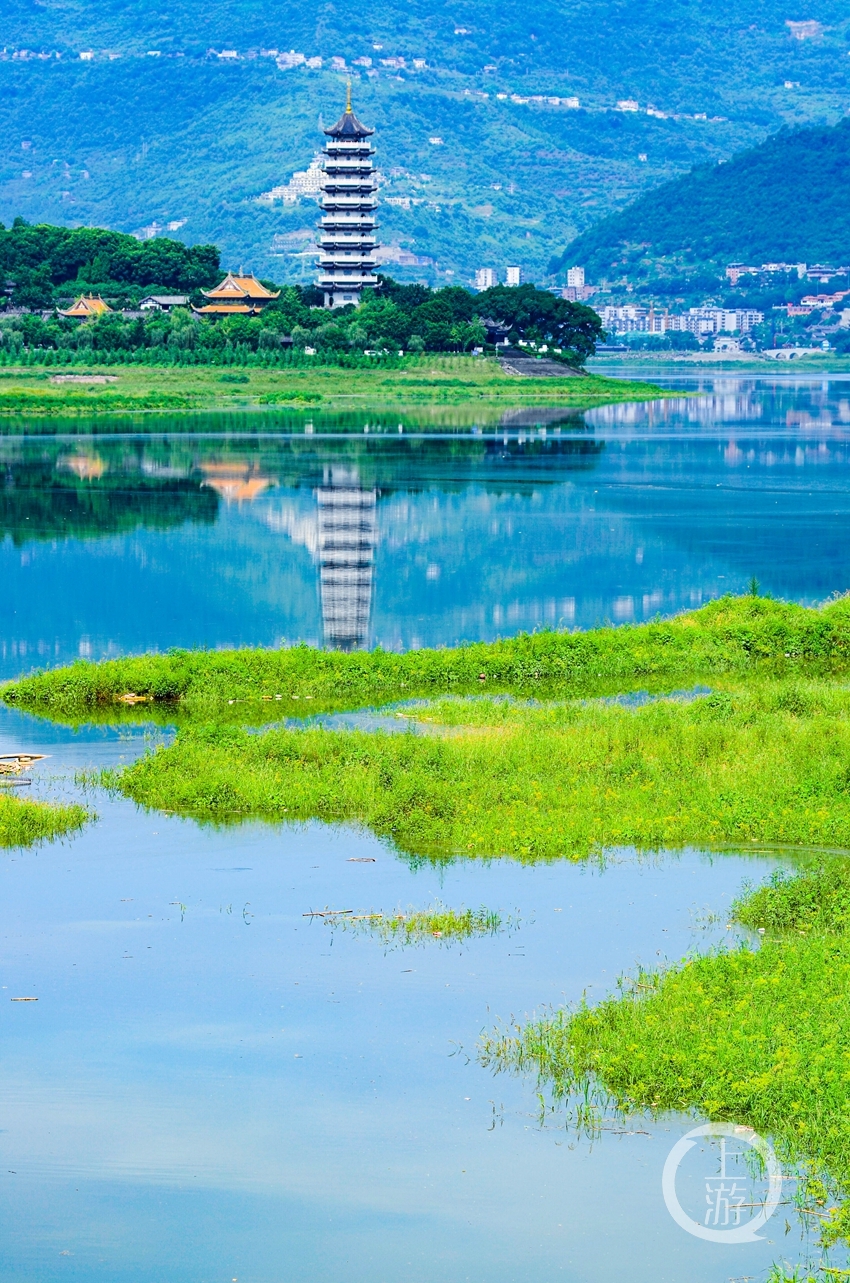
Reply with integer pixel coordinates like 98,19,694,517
1,372,847,1281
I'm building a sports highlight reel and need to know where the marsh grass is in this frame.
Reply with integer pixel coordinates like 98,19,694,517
479,856,850,1248
7,595,850,722
0,792,89,847
326,902,504,946
96,674,850,861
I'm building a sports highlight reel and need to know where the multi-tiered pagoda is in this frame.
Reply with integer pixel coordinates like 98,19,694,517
316,88,379,308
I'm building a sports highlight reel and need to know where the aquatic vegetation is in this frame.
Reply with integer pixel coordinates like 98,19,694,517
322,902,503,946
95,674,850,860
479,858,850,1246
0,792,90,847
7,594,850,720
0,358,670,417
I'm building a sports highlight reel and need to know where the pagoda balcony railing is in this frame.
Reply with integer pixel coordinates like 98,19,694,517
323,157,375,169
316,272,379,288
319,243,379,254
323,170,375,181
323,183,377,195
321,195,378,206
322,177,376,189
320,215,379,228
324,143,375,155
318,256,378,269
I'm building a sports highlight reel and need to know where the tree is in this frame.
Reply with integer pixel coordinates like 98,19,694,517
11,266,54,310
474,284,604,363
449,318,486,351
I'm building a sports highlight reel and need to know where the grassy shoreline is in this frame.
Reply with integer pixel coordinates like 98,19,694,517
480,857,850,1248
0,357,672,418
5,595,850,723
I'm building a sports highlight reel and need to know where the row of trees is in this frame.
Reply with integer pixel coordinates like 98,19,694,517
0,218,221,307
0,276,605,363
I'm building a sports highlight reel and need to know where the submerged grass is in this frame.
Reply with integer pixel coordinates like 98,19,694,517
0,792,89,847
100,675,850,861
325,902,503,946
478,857,850,1247
7,595,850,722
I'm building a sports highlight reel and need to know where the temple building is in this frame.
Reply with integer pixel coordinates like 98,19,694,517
58,294,111,319
196,271,280,316
316,87,380,308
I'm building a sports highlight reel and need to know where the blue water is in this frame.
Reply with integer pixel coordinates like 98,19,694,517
0,373,845,1281
3,373,850,676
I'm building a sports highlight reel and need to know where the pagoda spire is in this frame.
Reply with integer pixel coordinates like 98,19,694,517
315,91,379,308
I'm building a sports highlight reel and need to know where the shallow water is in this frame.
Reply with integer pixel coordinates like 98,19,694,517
1,373,847,1281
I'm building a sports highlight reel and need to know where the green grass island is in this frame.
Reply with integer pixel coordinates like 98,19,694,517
10,594,850,1260
0,355,672,419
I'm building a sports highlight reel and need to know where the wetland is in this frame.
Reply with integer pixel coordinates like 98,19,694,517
3,372,850,1282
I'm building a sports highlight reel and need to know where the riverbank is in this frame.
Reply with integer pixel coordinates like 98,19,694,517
481,856,850,1251
6,594,848,722
0,357,672,417
588,351,850,373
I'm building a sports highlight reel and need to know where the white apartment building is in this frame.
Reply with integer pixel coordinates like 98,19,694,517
599,305,764,336
566,266,585,288
475,267,497,289
506,266,521,286
258,157,323,204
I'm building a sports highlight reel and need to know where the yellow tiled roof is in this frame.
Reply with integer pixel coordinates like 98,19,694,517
200,271,280,301
58,294,112,318
194,303,258,315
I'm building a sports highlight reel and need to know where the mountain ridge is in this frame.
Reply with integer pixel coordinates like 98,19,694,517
1,0,850,281
554,116,850,279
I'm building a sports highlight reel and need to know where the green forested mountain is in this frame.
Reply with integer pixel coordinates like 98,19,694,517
553,116,850,279
1,0,850,283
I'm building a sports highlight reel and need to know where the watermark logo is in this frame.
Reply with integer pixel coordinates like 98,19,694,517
662,1122,783,1244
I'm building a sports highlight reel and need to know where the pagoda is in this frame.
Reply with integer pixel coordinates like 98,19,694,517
316,86,379,308
197,270,280,316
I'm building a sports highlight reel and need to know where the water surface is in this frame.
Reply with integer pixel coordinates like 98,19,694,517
3,373,850,676
1,373,846,1281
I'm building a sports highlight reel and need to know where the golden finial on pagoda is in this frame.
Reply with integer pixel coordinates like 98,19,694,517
346,79,352,112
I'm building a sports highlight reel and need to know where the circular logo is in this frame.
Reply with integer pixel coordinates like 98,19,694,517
662,1122,783,1244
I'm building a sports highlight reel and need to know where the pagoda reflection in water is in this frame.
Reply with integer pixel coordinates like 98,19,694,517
315,466,377,649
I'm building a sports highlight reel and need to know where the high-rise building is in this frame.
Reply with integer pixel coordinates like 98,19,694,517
566,266,585,288
475,267,497,290
506,266,521,286
315,86,380,309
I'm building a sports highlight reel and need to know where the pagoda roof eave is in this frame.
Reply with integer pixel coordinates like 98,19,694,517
323,108,375,140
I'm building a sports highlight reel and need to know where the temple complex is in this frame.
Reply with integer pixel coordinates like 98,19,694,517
196,271,280,316
316,87,380,308
58,294,111,318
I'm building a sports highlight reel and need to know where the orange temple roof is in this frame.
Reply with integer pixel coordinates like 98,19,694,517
200,271,280,302
58,294,112,318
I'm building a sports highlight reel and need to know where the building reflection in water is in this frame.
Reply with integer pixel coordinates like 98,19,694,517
315,466,377,649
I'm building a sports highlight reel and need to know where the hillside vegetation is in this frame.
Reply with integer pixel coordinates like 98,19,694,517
2,0,849,281
554,116,850,279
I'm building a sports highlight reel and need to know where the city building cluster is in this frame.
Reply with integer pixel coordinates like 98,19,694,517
726,261,850,285
599,305,764,337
